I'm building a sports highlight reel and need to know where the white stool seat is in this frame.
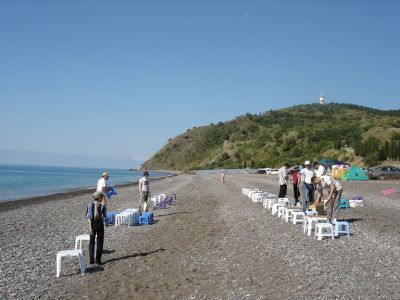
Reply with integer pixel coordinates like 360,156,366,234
285,208,301,222
304,216,328,236
272,203,284,215
252,194,263,203
332,221,350,237
278,206,286,219
304,210,318,216
75,234,90,250
56,249,86,277
315,223,335,240
292,212,305,224
278,198,289,206
267,199,277,210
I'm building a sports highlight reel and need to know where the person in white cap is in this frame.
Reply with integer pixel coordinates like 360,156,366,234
97,171,110,205
298,161,315,211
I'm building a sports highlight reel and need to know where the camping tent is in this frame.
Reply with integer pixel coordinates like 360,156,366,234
318,159,349,169
340,166,369,181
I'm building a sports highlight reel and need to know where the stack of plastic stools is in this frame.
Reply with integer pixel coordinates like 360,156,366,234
157,198,167,209
166,196,173,205
139,212,153,225
340,199,349,209
107,211,119,225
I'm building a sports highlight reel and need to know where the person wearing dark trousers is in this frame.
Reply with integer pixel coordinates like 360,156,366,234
86,191,107,265
299,161,315,211
278,163,289,198
312,175,343,223
291,166,300,205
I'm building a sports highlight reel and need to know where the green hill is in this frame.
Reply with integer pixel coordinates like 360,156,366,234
142,103,400,170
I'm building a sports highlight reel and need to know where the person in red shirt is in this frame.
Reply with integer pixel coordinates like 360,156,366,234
291,165,300,205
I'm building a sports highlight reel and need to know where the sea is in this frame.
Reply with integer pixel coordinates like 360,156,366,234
0,164,170,202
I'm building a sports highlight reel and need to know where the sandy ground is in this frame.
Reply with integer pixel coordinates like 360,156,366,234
1,173,400,299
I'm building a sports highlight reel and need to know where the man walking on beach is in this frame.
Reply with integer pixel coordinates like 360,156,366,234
312,175,343,223
138,171,150,214
278,163,289,198
97,171,111,205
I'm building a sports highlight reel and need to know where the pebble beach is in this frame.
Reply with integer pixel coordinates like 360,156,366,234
1,173,400,299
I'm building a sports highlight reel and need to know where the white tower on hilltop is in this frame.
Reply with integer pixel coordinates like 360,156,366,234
319,93,325,105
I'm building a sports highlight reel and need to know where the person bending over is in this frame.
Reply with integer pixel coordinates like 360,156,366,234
312,175,343,223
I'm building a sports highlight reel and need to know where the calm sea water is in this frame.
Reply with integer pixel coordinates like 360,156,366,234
0,164,170,202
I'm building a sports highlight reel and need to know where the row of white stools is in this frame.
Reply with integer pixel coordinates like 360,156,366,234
245,189,351,241
56,234,90,277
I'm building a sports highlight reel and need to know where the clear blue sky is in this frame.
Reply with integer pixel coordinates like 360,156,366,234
1,0,399,168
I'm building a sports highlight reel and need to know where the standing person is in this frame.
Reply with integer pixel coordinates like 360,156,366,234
138,171,150,214
86,191,107,265
313,161,327,199
97,171,111,205
312,175,343,223
220,170,226,184
299,161,315,211
278,163,289,198
313,161,326,177
291,165,301,205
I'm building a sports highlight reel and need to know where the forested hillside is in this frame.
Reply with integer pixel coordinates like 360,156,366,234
142,103,400,170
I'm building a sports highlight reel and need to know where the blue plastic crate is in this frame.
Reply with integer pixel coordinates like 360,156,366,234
139,212,153,225
339,199,349,209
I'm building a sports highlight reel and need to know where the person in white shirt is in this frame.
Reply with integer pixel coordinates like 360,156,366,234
313,162,326,177
298,161,315,211
97,171,110,205
138,171,150,214
278,163,289,198
312,175,343,223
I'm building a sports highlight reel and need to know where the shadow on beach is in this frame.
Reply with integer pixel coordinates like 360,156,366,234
105,248,166,264
157,211,190,217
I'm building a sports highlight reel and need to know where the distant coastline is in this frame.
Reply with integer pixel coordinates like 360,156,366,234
0,175,170,212
0,164,171,204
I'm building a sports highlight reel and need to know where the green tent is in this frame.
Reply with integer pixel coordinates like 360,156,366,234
340,166,369,181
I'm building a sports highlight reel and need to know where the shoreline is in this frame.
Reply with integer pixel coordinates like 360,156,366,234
0,175,171,212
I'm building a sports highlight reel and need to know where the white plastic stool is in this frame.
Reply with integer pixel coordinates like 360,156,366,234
252,194,263,203
285,209,301,222
267,199,277,210
278,198,289,205
304,216,328,236
75,234,90,250
56,249,86,277
315,223,334,240
272,203,283,215
292,212,305,224
333,221,350,237
278,206,286,219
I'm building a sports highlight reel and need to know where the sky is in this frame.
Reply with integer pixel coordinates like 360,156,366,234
0,0,399,169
